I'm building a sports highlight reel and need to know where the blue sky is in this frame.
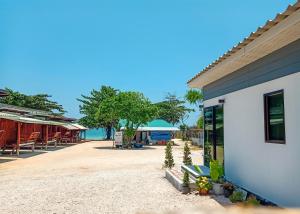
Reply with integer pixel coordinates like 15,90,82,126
0,0,296,125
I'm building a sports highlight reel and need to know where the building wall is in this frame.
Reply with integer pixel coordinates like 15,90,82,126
203,72,300,207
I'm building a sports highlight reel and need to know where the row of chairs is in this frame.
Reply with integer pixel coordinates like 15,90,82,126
0,130,80,156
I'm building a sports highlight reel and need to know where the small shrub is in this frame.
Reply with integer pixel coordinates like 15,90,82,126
196,177,212,191
244,195,260,207
229,191,245,203
183,142,192,165
210,160,224,183
164,141,175,169
182,171,190,187
194,165,203,174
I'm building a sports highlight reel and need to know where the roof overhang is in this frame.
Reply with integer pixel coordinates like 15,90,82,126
62,124,80,130
188,2,300,89
0,89,8,97
71,123,88,130
0,112,64,126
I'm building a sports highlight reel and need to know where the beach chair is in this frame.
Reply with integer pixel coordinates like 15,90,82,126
4,132,40,156
0,130,6,151
35,132,61,150
45,132,61,149
61,131,72,144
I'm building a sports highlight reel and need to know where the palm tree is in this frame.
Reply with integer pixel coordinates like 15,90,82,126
185,89,204,129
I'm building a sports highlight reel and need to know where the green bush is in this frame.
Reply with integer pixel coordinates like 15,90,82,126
164,141,175,169
182,171,190,187
196,177,212,191
210,160,224,183
183,142,192,165
244,195,260,206
229,191,245,203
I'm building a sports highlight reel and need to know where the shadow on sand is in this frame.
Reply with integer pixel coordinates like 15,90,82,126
0,142,86,161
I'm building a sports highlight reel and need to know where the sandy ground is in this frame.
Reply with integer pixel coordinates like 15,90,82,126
0,140,226,214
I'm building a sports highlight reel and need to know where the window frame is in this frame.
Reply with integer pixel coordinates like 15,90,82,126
264,89,286,144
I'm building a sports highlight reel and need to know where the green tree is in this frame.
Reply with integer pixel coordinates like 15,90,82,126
78,86,119,139
0,88,65,114
156,94,192,126
185,89,204,131
182,171,190,187
164,141,175,169
116,91,157,147
183,142,192,165
197,116,204,129
185,89,203,107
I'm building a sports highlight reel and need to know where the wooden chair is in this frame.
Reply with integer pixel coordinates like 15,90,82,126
35,132,61,150
0,130,6,151
45,132,61,149
61,131,72,144
6,132,40,156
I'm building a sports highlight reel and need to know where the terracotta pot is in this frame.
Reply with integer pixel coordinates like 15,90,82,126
199,189,209,196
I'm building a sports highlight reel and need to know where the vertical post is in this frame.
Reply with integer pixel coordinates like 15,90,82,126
17,122,21,156
45,125,49,150
84,130,86,140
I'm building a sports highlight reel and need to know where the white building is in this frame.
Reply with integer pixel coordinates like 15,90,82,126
188,2,300,207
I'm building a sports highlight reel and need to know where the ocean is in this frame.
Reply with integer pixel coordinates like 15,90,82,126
85,128,107,140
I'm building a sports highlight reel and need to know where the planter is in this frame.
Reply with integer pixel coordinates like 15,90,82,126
224,189,233,198
199,189,209,196
181,186,190,194
213,183,224,195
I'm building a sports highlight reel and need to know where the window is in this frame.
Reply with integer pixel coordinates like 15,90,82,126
264,90,286,144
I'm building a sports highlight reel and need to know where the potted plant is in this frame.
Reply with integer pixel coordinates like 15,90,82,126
222,182,234,198
210,160,224,195
196,177,212,195
182,171,190,194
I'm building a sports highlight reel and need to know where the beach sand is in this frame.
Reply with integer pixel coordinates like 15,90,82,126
0,140,228,214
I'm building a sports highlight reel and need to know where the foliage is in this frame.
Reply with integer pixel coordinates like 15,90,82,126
244,195,260,206
156,93,192,125
194,165,203,174
185,89,204,128
229,191,245,203
185,89,203,106
183,142,192,165
196,177,212,191
164,141,175,169
204,140,212,167
210,160,224,183
116,91,157,146
78,86,119,139
179,124,189,141
182,171,190,187
0,88,65,114
197,116,204,129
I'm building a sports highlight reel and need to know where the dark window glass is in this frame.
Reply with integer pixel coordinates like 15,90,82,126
264,90,285,143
